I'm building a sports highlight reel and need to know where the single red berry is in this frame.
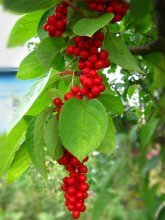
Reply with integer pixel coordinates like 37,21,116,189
91,86,101,97
75,201,83,211
78,60,85,70
68,186,76,195
68,204,75,211
72,211,80,219
55,30,63,37
87,92,95,99
79,174,87,182
83,78,94,89
80,50,89,60
74,47,80,56
94,76,103,85
82,67,90,75
69,196,77,205
64,92,74,101
97,4,104,12
90,55,98,63
68,177,76,186
79,165,88,173
63,177,69,184
85,60,93,69
90,46,98,55
61,184,68,192
66,45,75,55
79,183,89,192
81,204,86,212
76,191,84,200
99,50,109,60
70,157,80,165
74,36,82,45
100,84,106,92
80,87,88,96
53,97,63,107
71,86,80,95
105,59,111,68
83,192,88,199
95,60,105,69
89,2,97,10
89,69,98,78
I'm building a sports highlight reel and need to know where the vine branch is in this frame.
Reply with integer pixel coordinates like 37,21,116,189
129,0,165,55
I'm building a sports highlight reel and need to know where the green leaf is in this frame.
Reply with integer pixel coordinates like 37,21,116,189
27,109,51,179
8,72,51,132
37,37,65,68
99,94,124,115
17,50,47,79
59,98,108,161
0,119,28,178
7,11,44,47
127,85,137,98
145,53,165,89
44,115,64,160
3,0,60,13
97,116,116,155
73,13,114,37
104,33,143,73
6,142,31,183
38,8,54,41
140,117,159,146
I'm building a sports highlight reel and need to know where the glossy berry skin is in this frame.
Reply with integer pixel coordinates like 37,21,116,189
53,97,63,107
72,211,80,219
71,86,80,95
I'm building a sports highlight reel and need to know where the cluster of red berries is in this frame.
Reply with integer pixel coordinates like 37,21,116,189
58,150,89,219
86,0,129,22
43,1,68,37
65,32,110,99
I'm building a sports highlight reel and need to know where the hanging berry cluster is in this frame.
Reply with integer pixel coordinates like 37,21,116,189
43,1,68,37
58,150,89,219
44,1,129,219
65,33,110,99
86,0,129,22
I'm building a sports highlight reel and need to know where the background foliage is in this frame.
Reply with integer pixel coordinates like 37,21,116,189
0,0,165,219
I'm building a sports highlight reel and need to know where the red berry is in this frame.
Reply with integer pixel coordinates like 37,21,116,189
71,86,80,95
81,204,86,212
105,59,111,67
61,184,68,192
89,69,98,78
80,87,88,96
75,201,83,211
53,97,63,107
90,55,98,63
83,78,94,89
94,76,103,85
74,47,80,56
72,211,80,219
95,60,105,69
68,204,75,211
74,36,82,45
83,192,88,199
99,50,109,60
69,196,77,205
78,60,85,70
68,177,76,185
80,50,89,60
90,46,98,55
97,4,104,12
79,174,87,182
83,156,89,163
85,60,93,69
87,92,95,99
68,187,76,195
64,92,74,101
79,165,88,173
100,84,105,92
66,45,74,55
79,183,89,192
76,191,84,200
91,86,101,97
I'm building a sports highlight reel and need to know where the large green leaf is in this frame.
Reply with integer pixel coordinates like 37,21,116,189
104,33,143,73
97,116,116,155
59,98,108,161
27,109,51,178
3,0,60,13
73,13,114,37
140,117,159,146
99,94,124,115
0,119,28,178
8,11,44,47
8,72,51,132
37,37,65,68
6,142,31,183
17,50,47,79
44,115,64,160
